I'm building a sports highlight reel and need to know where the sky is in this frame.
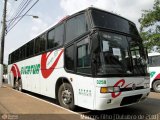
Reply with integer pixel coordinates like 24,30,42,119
0,0,155,64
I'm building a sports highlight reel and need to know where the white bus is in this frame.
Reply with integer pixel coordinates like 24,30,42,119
8,7,150,110
148,52,160,92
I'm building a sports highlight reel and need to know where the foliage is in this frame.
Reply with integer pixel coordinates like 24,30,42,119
139,0,160,52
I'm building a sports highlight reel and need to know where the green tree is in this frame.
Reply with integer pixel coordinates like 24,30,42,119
139,0,160,52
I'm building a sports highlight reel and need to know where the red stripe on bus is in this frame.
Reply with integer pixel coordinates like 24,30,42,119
41,49,64,78
14,64,21,77
11,64,21,78
155,74,160,80
11,65,17,77
112,79,125,98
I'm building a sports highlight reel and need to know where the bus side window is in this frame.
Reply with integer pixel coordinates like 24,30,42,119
35,37,40,54
19,46,25,60
22,45,26,59
40,34,46,52
47,29,55,49
66,14,88,44
8,54,11,64
65,44,75,71
76,38,91,74
11,52,14,63
55,24,64,47
27,40,34,57
34,34,46,55
47,24,64,50
15,49,19,62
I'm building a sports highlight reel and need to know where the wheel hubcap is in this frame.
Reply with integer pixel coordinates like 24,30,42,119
156,84,160,90
61,89,72,105
19,84,22,91
15,80,19,89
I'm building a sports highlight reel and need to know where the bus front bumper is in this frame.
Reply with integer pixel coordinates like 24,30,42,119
94,88,150,110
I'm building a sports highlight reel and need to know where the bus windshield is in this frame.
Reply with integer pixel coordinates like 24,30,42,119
96,32,147,77
91,9,139,36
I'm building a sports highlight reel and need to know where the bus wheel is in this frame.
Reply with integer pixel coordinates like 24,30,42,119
58,83,75,110
18,79,22,92
15,79,19,90
153,80,160,93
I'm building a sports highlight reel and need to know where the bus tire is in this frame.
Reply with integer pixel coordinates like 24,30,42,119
153,80,160,93
18,79,22,92
58,83,75,110
14,79,19,90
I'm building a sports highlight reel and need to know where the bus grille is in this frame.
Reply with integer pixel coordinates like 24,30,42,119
120,86,144,92
120,94,142,106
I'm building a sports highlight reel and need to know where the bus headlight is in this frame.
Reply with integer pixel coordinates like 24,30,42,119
100,86,120,93
144,83,150,88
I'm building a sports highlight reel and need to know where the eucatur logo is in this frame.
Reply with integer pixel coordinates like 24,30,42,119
41,49,64,78
111,79,134,98
112,79,125,98
21,64,40,75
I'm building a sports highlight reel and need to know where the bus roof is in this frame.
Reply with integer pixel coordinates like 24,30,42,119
9,7,136,55
30,7,135,41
